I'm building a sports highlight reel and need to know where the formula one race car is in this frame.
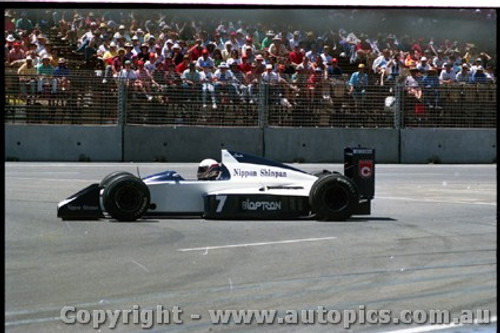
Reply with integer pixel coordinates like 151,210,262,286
57,148,375,221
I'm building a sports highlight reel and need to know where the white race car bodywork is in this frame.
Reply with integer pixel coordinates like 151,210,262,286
145,149,316,215
57,148,375,221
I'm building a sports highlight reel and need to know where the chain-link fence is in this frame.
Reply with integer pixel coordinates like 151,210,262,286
5,71,496,128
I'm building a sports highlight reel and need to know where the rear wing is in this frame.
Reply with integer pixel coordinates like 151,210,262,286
344,147,375,214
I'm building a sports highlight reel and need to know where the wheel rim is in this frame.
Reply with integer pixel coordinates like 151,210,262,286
322,185,349,211
115,185,142,213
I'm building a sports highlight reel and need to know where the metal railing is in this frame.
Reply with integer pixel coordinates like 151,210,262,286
5,71,496,129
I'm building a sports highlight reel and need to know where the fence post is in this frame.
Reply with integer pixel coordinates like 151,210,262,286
394,82,403,129
258,81,268,128
116,79,128,161
117,79,127,126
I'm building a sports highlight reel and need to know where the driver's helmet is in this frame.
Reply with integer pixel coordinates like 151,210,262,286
197,158,221,180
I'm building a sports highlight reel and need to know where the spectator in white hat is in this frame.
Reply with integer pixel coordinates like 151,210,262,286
36,55,56,94
17,56,37,101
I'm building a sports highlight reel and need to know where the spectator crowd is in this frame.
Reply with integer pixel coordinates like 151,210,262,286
5,8,497,113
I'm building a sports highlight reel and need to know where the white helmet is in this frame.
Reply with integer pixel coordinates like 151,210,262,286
197,158,220,180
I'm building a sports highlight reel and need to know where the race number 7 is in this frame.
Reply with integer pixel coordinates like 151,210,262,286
215,195,227,213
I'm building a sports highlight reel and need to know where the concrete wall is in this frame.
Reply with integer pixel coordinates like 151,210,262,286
123,126,264,162
263,128,400,163
5,125,122,161
5,124,496,163
400,128,496,163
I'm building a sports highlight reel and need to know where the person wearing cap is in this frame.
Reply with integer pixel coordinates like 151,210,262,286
102,41,119,65
432,49,447,70
213,62,237,104
288,31,301,51
144,52,160,73
114,24,131,43
134,59,156,101
260,30,275,51
228,31,241,50
421,66,441,109
181,61,202,101
108,46,128,78
269,35,287,58
456,64,472,84
404,67,423,101
117,59,138,86
36,55,55,94
123,42,135,59
327,57,343,80
18,56,37,101
439,62,457,85
137,43,151,63
5,11,15,33
35,34,50,59
199,60,218,109
241,36,256,58
221,40,234,62
7,41,26,66
196,49,215,71
53,58,71,93
306,66,326,105
348,63,369,109
171,43,184,66
470,65,491,84
416,56,431,74
161,38,175,60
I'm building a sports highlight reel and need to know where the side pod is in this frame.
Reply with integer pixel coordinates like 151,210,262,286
57,184,104,220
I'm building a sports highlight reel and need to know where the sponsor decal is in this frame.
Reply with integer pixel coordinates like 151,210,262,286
233,169,258,178
66,204,99,211
352,148,374,155
232,168,288,178
242,199,282,211
359,160,373,178
260,169,287,178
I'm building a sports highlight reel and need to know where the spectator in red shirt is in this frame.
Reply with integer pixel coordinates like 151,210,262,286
188,39,204,62
5,11,15,33
289,44,304,66
239,55,252,73
176,54,190,74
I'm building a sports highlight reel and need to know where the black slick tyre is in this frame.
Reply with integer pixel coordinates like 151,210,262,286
102,174,150,221
99,171,135,188
309,174,358,221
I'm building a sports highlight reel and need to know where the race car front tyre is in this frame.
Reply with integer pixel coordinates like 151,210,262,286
99,171,135,188
309,174,358,221
102,174,150,221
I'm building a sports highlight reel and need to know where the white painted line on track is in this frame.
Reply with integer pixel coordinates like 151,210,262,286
377,196,496,206
178,236,337,252
386,316,497,333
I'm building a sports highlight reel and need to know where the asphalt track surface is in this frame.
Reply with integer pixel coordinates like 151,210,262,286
5,162,497,333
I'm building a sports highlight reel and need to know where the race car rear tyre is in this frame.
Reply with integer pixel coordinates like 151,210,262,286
309,174,358,221
102,174,150,222
99,171,135,188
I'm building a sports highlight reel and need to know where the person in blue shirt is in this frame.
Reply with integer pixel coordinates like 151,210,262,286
348,63,369,110
421,67,441,109
470,66,491,84
53,58,71,93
